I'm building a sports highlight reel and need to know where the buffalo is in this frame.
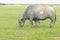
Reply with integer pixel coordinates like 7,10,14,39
18,4,56,28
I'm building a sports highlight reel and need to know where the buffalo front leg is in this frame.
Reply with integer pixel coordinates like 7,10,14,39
29,20,33,27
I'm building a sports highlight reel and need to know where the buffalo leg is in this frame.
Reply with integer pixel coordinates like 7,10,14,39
50,17,56,28
34,20,40,27
29,19,33,27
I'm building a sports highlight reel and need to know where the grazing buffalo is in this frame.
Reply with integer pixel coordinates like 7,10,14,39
18,4,56,28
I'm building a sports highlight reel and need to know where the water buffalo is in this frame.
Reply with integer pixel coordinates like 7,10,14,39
18,4,56,28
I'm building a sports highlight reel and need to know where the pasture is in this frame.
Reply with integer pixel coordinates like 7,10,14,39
0,5,60,40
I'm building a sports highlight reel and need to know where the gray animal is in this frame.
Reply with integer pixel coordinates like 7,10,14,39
18,4,56,28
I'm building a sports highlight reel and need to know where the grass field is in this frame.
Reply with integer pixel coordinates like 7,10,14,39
0,5,60,40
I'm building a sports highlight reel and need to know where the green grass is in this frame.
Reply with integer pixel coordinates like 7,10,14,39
0,5,60,40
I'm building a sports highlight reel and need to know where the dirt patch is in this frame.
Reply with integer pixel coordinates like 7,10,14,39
51,34,60,40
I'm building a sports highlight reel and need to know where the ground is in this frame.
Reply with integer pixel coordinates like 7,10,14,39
0,5,60,40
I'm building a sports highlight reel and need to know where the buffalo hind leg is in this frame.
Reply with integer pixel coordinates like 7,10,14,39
50,17,56,28
34,20,40,27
